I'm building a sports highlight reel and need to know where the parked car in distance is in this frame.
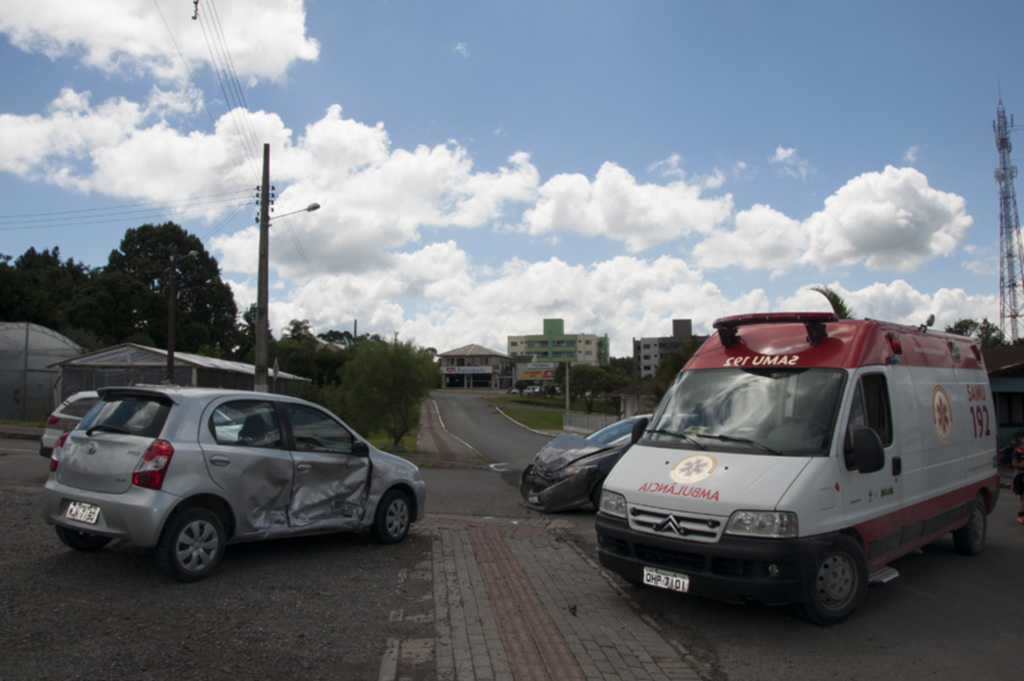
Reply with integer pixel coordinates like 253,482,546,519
519,414,650,513
39,390,99,457
42,386,426,582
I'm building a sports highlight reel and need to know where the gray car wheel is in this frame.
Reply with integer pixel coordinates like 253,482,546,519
156,507,225,582
371,489,411,544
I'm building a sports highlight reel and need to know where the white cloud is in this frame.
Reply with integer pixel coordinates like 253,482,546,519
0,0,319,83
453,42,470,57
692,166,973,277
777,280,996,332
903,145,921,165
770,145,814,181
520,161,734,252
801,166,971,271
693,204,804,277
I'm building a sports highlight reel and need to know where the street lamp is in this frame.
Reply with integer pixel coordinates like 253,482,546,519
254,143,321,393
167,246,198,382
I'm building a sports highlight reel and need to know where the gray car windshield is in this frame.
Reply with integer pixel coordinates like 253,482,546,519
645,367,846,456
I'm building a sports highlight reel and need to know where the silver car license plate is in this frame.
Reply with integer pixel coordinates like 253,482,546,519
643,566,689,592
65,501,100,524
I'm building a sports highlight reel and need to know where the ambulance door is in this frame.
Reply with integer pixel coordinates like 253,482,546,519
838,371,902,548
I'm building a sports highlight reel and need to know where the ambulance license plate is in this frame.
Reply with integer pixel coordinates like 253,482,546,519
643,566,689,593
65,501,100,525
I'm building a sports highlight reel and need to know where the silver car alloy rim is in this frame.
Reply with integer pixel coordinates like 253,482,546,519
386,498,409,538
175,519,219,573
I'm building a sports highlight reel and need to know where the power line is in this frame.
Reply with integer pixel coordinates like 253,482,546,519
0,191,252,231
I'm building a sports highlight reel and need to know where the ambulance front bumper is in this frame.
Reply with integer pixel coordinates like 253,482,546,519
596,514,834,606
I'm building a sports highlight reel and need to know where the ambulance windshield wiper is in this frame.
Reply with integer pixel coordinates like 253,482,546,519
695,432,783,456
646,428,708,450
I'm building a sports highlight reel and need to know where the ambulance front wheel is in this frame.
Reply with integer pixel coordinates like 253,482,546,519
952,494,986,556
803,535,868,625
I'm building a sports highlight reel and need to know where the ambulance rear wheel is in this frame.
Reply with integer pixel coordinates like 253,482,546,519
803,535,868,625
952,495,986,556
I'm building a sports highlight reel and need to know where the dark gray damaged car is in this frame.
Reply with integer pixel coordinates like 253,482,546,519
519,414,650,513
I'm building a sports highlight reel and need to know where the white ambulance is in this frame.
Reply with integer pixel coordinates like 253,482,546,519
596,312,1000,624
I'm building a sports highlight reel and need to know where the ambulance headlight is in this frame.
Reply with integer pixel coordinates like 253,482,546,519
599,490,627,518
725,511,798,538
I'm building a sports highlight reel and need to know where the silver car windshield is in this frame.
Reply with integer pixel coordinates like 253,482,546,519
646,367,846,456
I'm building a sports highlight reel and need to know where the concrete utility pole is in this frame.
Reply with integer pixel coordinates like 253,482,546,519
254,143,271,392
253,143,319,392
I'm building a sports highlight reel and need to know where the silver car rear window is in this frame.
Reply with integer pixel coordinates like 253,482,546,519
81,395,171,439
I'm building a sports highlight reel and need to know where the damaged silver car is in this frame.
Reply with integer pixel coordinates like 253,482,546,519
519,414,649,512
41,386,426,582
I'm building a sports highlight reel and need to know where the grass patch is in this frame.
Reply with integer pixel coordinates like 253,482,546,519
0,419,45,428
366,431,417,454
499,407,564,431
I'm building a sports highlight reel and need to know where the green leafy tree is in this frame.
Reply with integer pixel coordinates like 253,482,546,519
514,379,528,395
947,318,1008,349
235,303,258,361
607,356,635,381
946,319,979,337
977,319,1008,348
646,339,701,403
0,247,93,332
341,338,438,445
810,285,855,319
285,319,317,347
555,363,616,414
66,271,161,347
106,222,238,356
318,329,355,346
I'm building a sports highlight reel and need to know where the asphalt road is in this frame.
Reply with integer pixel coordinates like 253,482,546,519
428,394,1024,681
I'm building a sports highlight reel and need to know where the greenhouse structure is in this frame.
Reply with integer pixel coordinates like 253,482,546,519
0,322,86,421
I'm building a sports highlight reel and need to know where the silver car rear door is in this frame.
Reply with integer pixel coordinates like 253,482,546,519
201,398,294,534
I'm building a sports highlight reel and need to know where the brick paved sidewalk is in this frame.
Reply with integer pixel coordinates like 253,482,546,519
383,515,705,681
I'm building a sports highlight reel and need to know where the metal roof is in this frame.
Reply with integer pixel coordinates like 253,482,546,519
438,343,512,359
50,342,307,380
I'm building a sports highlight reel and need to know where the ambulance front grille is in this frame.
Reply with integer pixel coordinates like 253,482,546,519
628,505,725,543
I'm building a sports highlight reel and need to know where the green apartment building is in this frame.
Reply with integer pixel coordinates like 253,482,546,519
506,319,610,366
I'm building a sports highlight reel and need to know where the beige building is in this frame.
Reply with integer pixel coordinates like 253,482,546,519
437,344,515,390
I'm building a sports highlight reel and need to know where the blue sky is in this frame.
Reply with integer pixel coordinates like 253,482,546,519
1,0,1021,356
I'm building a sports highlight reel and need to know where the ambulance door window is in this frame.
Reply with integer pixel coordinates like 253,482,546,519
844,374,892,468
860,374,892,446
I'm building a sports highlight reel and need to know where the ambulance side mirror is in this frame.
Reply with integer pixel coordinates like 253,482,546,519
631,417,649,444
846,426,885,474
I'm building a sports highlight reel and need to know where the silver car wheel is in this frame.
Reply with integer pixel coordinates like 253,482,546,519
157,507,226,582
372,489,412,544
175,518,221,573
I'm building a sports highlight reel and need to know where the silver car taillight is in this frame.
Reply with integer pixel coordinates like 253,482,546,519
50,432,69,472
132,440,174,490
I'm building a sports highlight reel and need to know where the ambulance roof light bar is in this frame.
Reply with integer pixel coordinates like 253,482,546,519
712,312,840,349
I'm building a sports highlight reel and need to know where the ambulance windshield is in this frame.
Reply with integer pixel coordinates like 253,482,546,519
646,367,847,456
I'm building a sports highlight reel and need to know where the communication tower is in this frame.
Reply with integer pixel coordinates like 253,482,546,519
995,97,1024,342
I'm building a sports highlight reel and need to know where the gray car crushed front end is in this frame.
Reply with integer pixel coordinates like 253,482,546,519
519,433,625,513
